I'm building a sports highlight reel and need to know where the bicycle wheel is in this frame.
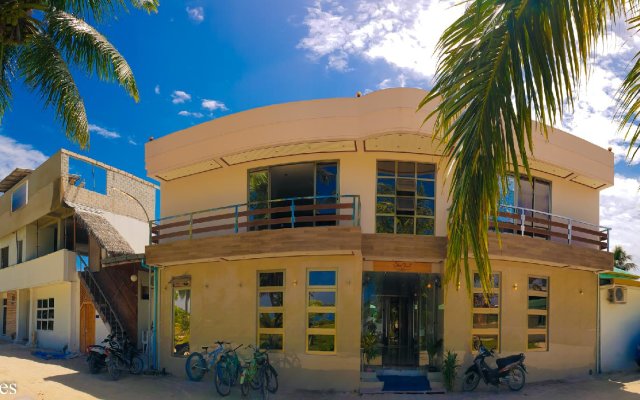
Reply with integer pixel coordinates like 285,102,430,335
260,368,270,400
185,352,207,381
215,360,232,397
249,369,261,390
264,365,278,394
107,358,121,381
240,377,251,397
130,356,144,375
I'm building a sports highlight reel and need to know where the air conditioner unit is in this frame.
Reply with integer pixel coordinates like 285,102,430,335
608,286,627,304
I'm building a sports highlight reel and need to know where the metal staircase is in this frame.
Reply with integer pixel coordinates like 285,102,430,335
77,256,127,341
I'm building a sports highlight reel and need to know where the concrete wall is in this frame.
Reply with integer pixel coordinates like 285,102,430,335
31,282,79,352
444,260,599,382
158,255,363,391
600,284,640,372
159,151,602,236
0,250,77,293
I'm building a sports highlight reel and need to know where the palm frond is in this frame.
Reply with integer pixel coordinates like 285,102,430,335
616,10,640,160
0,45,16,122
421,0,627,294
47,0,159,21
47,10,139,102
17,32,89,147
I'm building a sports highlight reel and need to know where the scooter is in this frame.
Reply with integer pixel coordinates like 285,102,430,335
105,336,144,380
86,334,120,374
462,337,527,392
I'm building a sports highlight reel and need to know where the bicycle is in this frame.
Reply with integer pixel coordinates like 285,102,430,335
239,345,278,399
214,344,243,396
185,341,229,381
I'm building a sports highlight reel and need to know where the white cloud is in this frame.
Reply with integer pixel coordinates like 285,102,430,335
88,124,120,139
201,99,228,112
128,137,138,145
154,84,160,95
178,110,204,118
0,135,46,180
171,90,192,104
601,174,640,263
298,0,461,77
186,6,204,23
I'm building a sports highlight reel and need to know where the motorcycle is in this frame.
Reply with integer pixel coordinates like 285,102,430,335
462,337,527,392
86,334,120,374
105,336,144,380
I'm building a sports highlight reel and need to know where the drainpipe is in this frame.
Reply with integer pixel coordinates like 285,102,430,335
141,261,159,372
595,271,601,374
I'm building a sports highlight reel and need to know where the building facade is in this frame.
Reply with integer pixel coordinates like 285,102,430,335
0,150,155,352
145,88,614,391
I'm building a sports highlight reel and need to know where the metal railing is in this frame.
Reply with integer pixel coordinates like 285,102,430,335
493,204,611,251
77,255,126,340
149,194,361,245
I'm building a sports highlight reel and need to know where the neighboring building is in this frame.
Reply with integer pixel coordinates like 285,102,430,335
599,268,640,373
0,150,155,352
145,88,614,392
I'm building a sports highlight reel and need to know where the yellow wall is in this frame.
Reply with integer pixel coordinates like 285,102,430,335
158,255,363,391
160,150,602,235
444,260,598,382
0,249,77,293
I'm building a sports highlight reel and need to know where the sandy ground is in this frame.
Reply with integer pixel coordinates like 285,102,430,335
0,341,639,399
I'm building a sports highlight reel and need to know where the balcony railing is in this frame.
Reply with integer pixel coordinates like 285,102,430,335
491,205,610,251
149,195,361,245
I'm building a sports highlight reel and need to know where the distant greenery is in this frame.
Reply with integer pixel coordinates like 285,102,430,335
614,246,636,271
0,0,159,148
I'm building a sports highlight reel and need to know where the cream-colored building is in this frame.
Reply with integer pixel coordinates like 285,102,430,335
0,150,155,353
145,88,614,392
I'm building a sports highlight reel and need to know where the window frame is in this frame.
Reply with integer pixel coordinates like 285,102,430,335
36,298,55,331
306,269,337,355
527,275,549,352
375,160,436,236
257,270,285,352
501,175,552,213
171,280,191,358
0,247,8,269
11,182,28,213
471,272,501,352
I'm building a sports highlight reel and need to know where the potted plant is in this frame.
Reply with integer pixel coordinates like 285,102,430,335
426,337,443,371
442,350,459,392
361,331,380,371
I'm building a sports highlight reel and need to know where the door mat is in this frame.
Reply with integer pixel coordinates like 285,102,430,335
379,375,431,392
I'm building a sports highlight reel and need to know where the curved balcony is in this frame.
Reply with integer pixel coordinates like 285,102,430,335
149,195,361,245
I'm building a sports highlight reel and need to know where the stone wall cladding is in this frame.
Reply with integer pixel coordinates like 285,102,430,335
61,150,156,222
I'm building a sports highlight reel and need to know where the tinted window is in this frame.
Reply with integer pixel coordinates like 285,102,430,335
11,183,27,212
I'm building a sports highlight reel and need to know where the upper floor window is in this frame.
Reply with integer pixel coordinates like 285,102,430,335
500,175,551,213
11,183,28,212
248,161,338,229
376,161,435,235
0,247,8,269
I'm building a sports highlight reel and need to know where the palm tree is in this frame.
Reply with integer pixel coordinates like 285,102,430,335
614,246,636,271
0,0,159,148
421,1,640,294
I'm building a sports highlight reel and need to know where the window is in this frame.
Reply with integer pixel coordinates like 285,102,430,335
68,157,107,194
0,247,8,269
16,241,23,264
500,176,551,213
247,161,339,230
527,276,549,351
471,273,501,351
376,161,436,235
307,270,337,353
140,285,150,300
36,298,55,331
11,183,28,212
172,278,191,357
257,271,284,351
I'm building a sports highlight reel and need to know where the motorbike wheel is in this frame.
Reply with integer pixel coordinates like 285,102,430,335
462,371,481,392
185,352,207,382
507,366,526,391
214,361,232,397
107,358,122,381
264,365,278,394
88,356,102,374
130,356,144,375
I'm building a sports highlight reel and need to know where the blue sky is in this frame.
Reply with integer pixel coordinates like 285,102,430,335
1,0,640,259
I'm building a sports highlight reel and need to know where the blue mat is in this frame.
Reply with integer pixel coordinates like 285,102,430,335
379,375,431,392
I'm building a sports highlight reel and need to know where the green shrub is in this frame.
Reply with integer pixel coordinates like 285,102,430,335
442,350,459,392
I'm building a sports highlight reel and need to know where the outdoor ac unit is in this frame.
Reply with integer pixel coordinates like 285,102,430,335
608,286,627,304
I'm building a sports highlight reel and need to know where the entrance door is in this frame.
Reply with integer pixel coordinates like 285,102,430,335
80,303,96,352
382,295,417,367
2,299,6,335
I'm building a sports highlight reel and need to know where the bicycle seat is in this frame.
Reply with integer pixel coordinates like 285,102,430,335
215,341,227,346
201,346,209,351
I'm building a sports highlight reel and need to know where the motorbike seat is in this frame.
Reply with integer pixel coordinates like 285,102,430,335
496,354,523,370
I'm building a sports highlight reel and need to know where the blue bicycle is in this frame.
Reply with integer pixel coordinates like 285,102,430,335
185,341,229,381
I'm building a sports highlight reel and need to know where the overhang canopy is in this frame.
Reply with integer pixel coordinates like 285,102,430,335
0,168,32,193
74,209,134,256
